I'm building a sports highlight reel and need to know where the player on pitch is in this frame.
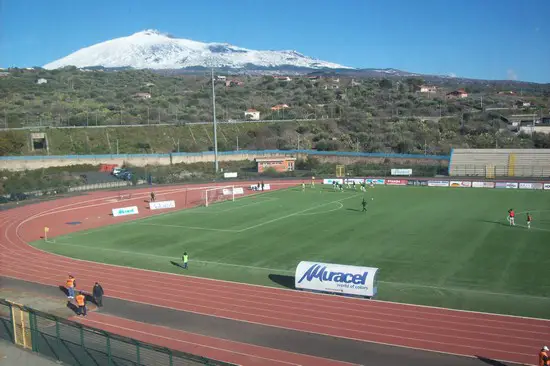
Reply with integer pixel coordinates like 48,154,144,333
526,212,532,229
362,198,367,212
507,208,515,226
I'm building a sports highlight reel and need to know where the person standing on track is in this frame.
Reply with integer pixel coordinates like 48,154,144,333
75,292,87,316
182,252,189,269
539,346,549,366
65,274,76,300
93,282,104,307
150,192,156,202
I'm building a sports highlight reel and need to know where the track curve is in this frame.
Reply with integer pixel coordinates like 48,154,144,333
0,182,548,365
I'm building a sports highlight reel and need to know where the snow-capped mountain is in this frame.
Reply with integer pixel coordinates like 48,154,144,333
44,30,352,70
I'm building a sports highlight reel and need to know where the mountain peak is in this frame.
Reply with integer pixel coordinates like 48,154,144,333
43,31,352,71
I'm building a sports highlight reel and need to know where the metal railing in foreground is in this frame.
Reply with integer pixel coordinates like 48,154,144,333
0,298,235,366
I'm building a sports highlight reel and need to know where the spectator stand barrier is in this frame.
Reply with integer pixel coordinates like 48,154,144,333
0,298,235,366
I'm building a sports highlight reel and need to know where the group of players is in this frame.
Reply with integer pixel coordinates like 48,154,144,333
329,180,374,192
507,208,532,229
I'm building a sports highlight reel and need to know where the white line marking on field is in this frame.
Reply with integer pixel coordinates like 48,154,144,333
36,240,550,302
296,202,344,216
138,223,240,233
237,194,360,232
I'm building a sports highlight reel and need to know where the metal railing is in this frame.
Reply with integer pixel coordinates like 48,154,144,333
449,164,550,178
0,298,235,366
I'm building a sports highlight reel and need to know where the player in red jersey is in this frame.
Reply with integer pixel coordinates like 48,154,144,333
526,212,532,229
507,208,515,226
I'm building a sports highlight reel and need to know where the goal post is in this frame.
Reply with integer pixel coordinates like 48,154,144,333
201,185,236,207
336,165,345,178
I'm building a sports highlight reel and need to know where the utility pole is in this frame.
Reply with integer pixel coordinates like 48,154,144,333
116,139,119,155
236,135,239,151
4,109,7,129
147,107,150,125
212,69,219,173
480,96,483,110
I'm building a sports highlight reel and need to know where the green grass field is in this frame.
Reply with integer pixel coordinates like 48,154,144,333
32,186,550,318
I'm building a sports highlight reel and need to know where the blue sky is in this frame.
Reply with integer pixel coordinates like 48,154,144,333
1,0,549,83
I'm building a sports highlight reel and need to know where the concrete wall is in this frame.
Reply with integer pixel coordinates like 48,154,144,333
0,150,449,172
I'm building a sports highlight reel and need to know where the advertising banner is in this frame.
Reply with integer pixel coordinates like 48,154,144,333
150,200,176,210
505,182,518,189
386,179,408,186
519,182,543,190
366,179,386,185
344,178,366,184
112,206,139,217
495,182,507,189
223,172,238,178
472,181,495,188
544,183,550,190
408,180,428,186
450,181,472,188
427,180,449,187
323,179,343,185
295,261,379,298
223,187,244,195
390,169,412,176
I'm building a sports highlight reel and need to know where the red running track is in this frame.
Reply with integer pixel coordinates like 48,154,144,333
0,182,548,366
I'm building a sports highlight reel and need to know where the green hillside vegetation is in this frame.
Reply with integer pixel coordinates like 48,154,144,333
1,67,549,156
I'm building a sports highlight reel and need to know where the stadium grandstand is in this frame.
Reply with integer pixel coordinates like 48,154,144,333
448,148,550,178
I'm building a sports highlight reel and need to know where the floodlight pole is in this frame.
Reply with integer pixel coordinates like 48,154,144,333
211,69,219,173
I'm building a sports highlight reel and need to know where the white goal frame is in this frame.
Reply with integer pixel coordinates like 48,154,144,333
201,185,236,207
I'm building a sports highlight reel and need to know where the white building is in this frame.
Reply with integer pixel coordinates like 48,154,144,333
419,85,437,93
36,78,48,84
244,109,260,120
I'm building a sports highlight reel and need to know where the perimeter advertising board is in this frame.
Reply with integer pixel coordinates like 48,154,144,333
295,261,379,298
427,180,449,187
149,200,176,210
390,169,412,176
112,206,139,217
323,179,344,185
545,183,550,190
472,181,495,188
450,181,472,188
386,179,408,186
223,187,244,195
366,179,385,185
519,182,543,190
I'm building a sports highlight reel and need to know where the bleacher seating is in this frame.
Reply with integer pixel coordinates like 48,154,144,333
449,149,550,178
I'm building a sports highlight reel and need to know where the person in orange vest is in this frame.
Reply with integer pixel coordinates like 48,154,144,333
75,292,87,316
65,275,76,299
540,346,549,366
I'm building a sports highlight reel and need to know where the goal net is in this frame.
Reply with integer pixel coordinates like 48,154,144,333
200,185,237,207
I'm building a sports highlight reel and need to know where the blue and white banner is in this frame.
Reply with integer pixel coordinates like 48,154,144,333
366,179,385,185
295,261,379,297
323,179,344,185
544,183,550,190
112,206,139,217
519,182,543,190
150,200,176,210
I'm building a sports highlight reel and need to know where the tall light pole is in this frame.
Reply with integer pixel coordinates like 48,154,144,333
211,69,219,173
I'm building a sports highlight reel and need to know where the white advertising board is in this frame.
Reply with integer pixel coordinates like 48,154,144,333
344,178,366,184
450,181,472,188
223,172,238,178
519,182,543,190
223,187,244,195
472,181,495,188
427,180,449,187
150,200,176,210
365,179,385,185
391,169,412,176
323,179,343,185
112,206,139,217
295,261,379,298
544,183,550,190
505,182,519,189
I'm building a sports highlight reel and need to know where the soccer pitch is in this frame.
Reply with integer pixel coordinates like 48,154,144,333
32,185,550,318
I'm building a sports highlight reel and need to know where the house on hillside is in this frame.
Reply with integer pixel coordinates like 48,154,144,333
216,75,227,81
244,109,260,120
36,78,48,85
419,85,437,93
225,79,244,87
0,72,10,78
498,91,515,95
274,76,292,81
133,92,151,99
271,104,290,111
446,89,468,99
514,100,531,108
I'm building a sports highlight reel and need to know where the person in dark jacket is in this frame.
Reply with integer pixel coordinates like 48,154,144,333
92,282,104,307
